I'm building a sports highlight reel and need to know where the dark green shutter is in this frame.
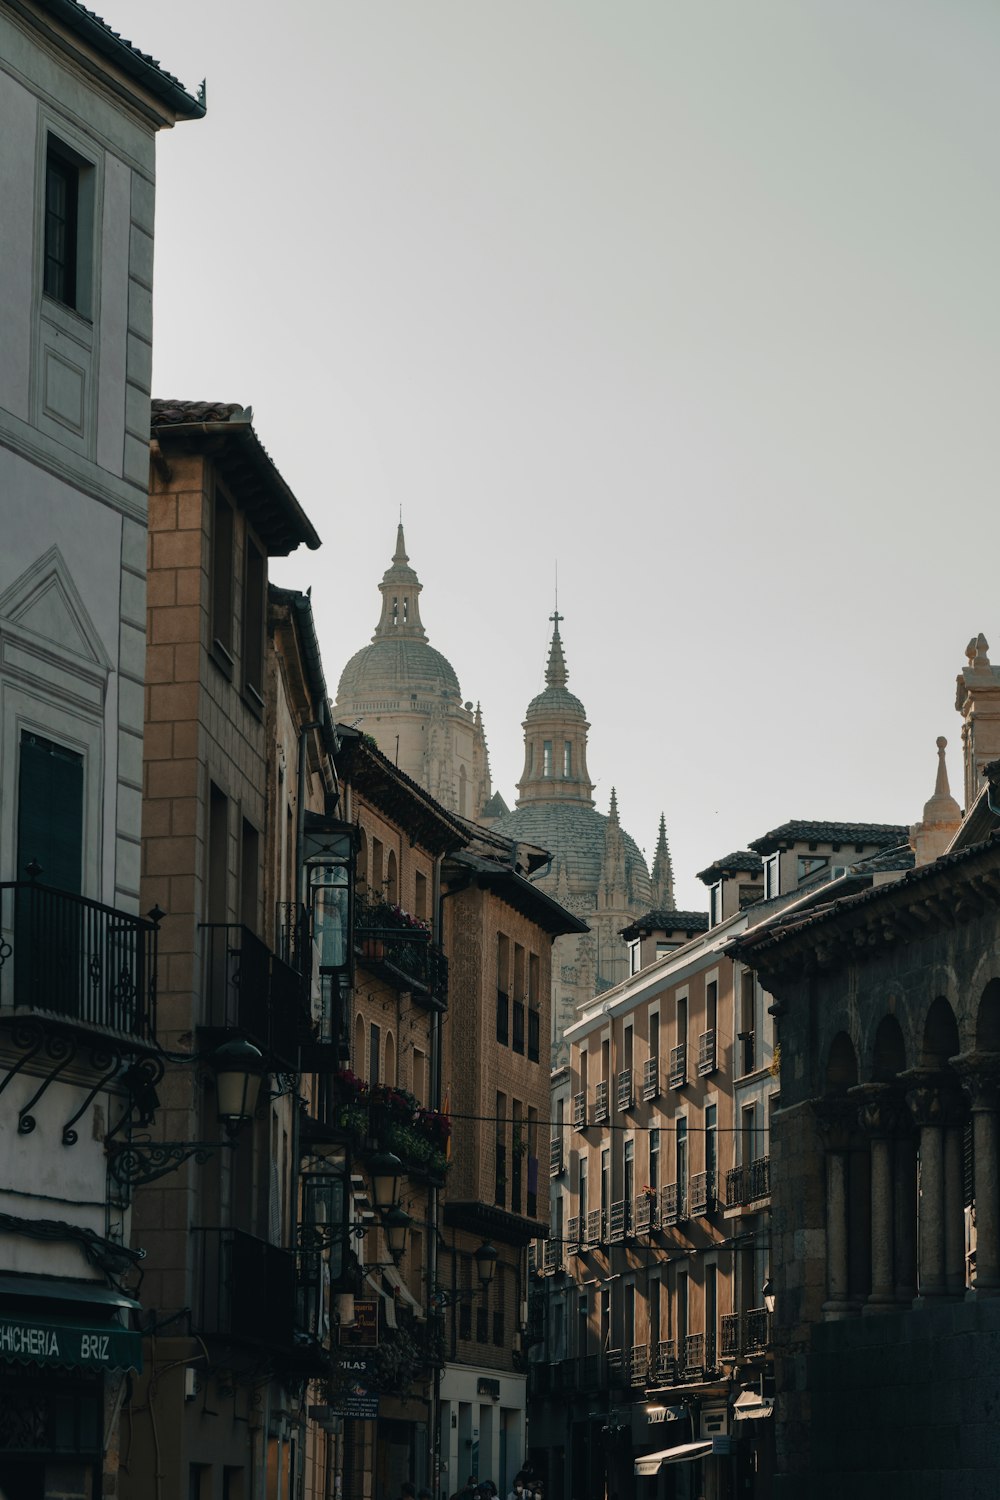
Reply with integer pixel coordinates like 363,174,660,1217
17,732,84,893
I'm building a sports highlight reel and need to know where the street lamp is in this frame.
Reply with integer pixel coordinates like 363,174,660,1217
383,1205,413,1264
474,1240,498,1290
368,1150,403,1213
212,1037,265,1134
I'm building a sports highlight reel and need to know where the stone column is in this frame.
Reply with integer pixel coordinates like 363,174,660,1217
943,1111,966,1297
816,1100,854,1319
954,1051,1000,1296
893,1127,918,1304
854,1084,902,1314
905,1076,947,1303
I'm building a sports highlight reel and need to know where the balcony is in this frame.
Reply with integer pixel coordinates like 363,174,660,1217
628,1343,649,1386
354,895,448,1007
543,1239,563,1275
726,1156,771,1209
0,881,158,1044
653,1339,676,1383
689,1170,715,1217
202,923,308,1064
550,1136,564,1177
738,1028,756,1075
642,1055,660,1101
606,1347,625,1384
195,1228,310,1359
668,1043,686,1089
566,1215,581,1254
608,1197,630,1244
617,1067,633,1112
634,1191,657,1234
594,1080,610,1123
572,1091,587,1130
660,1180,686,1227
697,1029,717,1076
586,1209,602,1248
721,1308,772,1358
682,1333,705,1379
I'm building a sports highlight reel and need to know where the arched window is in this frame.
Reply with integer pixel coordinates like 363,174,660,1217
872,1015,906,1082
825,1031,858,1094
977,979,1000,1052
356,829,368,894
354,1013,365,1077
385,1031,396,1086
386,849,398,904
920,997,959,1070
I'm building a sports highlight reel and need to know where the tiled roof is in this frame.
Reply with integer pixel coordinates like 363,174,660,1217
749,820,909,855
695,850,763,885
620,909,710,941
151,400,320,555
849,844,916,874
38,1,204,118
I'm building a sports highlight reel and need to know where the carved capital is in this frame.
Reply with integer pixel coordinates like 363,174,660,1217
813,1096,855,1153
850,1083,905,1138
901,1071,965,1130
952,1051,1000,1113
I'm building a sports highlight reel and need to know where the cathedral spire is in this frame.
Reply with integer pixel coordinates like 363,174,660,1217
393,521,408,564
650,812,676,909
372,523,427,642
546,610,568,688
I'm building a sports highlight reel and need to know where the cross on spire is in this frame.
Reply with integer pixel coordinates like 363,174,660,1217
549,608,564,631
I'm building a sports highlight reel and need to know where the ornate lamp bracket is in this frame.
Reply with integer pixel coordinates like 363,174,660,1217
107,1136,234,1189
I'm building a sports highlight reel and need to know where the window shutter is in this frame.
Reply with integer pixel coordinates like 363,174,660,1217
17,733,83,892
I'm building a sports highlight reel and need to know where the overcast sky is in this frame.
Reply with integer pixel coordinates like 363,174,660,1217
125,0,1000,909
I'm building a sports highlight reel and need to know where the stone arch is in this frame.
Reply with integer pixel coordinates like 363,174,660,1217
386,848,398,904
825,1031,858,1093
872,1015,907,1082
920,996,960,1070
385,1029,396,1086
354,1012,365,1076
976,979,1000,1052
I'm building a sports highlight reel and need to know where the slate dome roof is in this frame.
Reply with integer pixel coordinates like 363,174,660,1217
490,800,652,904
336,638,461,700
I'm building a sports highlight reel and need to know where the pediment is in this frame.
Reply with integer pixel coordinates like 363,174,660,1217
0,546,111,670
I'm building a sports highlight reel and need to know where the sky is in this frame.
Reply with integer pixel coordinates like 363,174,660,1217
123,0,1000,910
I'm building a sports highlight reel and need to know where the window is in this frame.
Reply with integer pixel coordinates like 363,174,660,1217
649,1277,661,1348
706,980,718,1034
414,870,428,922
649,1012,659,1069
676,1266,688,1354
17,731,83,893
676,1118,688,1215
511,1099,523,1212
211,487,235,663
624,1138,634,1207
709,882,722,927
563,740,572,777
543,740,553,777
797,853,829,885
207,783,228,924
578,1155,588,1228
369,1022,380,1086
527,1007,540,1063
242,536,265,703
705,1263,718,1367
43,139,93,315
527,1107,538,1216
385,849,398,904
764,854,780,899
240,819,259,931
601,1148,610,1237
649,1128,659,1193
496,987,509,1045
413,1047,426,1106
577,1292,589,1356
676,996,687,1050
705,1104,717,1188
495,1092,507,1207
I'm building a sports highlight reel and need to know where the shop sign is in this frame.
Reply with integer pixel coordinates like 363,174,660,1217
350,1299,379,1345
330,1354,379,1420
0,1315,141,1372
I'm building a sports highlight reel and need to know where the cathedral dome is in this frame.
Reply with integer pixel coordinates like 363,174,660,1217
490,799,652,906
335,524,463,703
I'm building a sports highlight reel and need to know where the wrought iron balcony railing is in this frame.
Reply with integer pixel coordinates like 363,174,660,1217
617,1067,633,1112
566,1215,581,1254
586,1209,602,1248
635,1192,656,1233
653,1338,676,1382
721,1312,740,1359
720,1309,772,1357
683,1333,705,1378
697,1028,717,1076
606,1347,624,1383
194,1228,308,1357
0,881,158,1043
689,1170,715,1217
668,1043,686,1089
660,1180,686,1227
628,1343,649,1385
550,1136,564,1176
544,1239,562,1274
642,1055,660,1101
726,1156,771,1208
572,1090,587,1130
202,923,307,1065
594,1080,610,1123
354,895,448,1006
608,1197,630,1243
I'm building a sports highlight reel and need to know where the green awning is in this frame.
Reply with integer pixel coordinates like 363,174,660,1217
0,1313,141,1373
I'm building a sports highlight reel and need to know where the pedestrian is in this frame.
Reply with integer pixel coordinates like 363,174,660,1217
450,1477,476,1500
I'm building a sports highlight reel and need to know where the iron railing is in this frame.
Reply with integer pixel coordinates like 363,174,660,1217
721,1313,740,1358
697,1029,717,1076
587,1209,602,1248
690,1170,715,1217
566,1215,581,1253
661,1180,686,1226
683,1333,705,1378
595,1081,610,1122
194,1228,303,1353
628,1343,648,1385
726,1157,770,1208
0,881,158,1042
635,1192,656,1233
354,895,448,1006
572,1091,587,1129
544,1240,562,1274
642,1055,660,1100
669,1043,686,1089
617,1067,633,1112
201,923,306,1063
550,1136,564,1176
608,1198,630,1243
654,1339,676,1382
721,1309,772,1356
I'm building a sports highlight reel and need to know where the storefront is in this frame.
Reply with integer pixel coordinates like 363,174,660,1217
0,1277,142,1499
